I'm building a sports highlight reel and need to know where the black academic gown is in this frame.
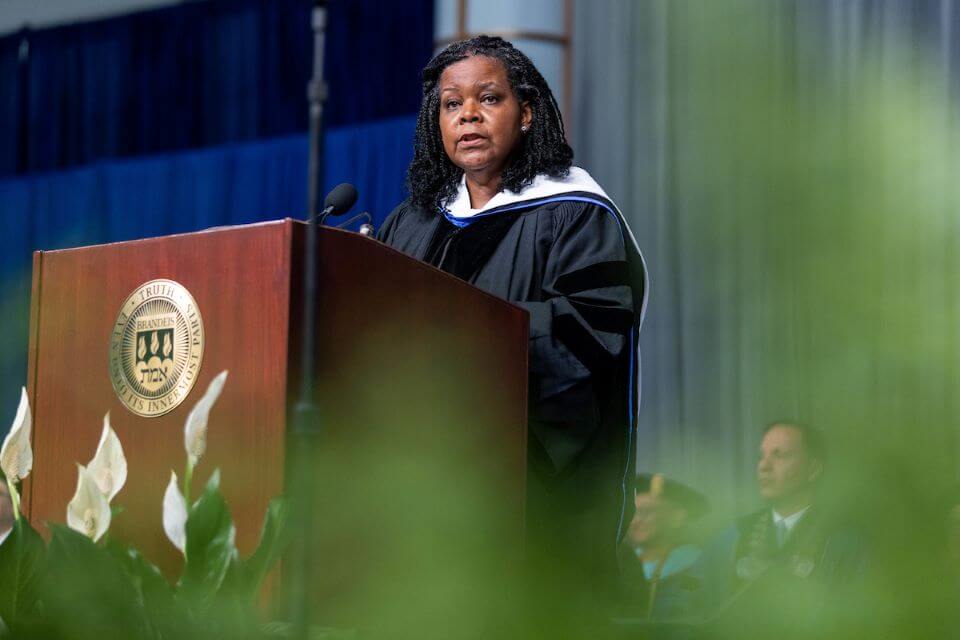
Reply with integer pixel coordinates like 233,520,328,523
377,191,646,593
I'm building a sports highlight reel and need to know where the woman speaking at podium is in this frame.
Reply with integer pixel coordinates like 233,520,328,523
378,35,647,596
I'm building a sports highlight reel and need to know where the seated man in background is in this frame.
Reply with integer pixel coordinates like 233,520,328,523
618,472,709,619
690,423,865,634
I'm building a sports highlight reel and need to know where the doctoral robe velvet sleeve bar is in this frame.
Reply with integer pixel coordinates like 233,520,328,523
512,204,635,474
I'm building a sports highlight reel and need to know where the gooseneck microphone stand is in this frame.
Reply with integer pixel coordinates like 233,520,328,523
291,1,328,638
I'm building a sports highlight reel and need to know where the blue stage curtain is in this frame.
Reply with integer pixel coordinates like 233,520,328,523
0,0,432,177
0,33,23,175
0,114,416,422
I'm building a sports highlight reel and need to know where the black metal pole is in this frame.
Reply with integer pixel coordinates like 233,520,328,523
291,1,328,638
301,0,328,401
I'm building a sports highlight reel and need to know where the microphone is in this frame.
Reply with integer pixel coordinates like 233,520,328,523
335,211,371,230
317,183,358,226
333,210,376,238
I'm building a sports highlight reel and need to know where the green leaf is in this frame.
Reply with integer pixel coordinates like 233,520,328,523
44,524,152,639
107,540,188,640
0,518,45,627
244,497,290,594
179,469,238,611
216,496,290,611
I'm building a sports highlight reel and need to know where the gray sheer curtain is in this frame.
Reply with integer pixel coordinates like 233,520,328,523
572,0,960,516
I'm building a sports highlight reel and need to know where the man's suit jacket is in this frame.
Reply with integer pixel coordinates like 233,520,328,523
685,507,867,638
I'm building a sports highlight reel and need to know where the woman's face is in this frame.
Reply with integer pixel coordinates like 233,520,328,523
438,55,532,182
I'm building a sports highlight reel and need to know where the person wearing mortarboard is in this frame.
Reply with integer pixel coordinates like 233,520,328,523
618,472,709,620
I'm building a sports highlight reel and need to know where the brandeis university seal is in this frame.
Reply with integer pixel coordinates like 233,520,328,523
109,279,204,417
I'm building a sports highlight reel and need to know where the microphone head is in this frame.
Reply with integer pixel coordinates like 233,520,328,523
323,183,358,217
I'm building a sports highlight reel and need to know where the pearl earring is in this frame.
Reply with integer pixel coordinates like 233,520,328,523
521,125,529,133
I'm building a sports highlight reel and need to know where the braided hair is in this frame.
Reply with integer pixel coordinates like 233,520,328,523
407,35,574,209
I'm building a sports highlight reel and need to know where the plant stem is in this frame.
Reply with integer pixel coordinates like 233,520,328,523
6,478,19,521
182,459,194,562
184,458,194,506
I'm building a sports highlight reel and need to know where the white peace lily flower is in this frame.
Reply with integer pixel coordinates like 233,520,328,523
86,413,127,502
162,471,188,554
0,387,32,484
183,370,228,466
66,464,111,542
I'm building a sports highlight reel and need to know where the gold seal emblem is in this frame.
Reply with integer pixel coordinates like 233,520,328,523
109,279,204,417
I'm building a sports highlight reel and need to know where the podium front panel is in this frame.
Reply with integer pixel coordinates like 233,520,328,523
25,221,293,571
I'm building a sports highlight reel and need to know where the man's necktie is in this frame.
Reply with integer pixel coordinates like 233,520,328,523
776,520,789,548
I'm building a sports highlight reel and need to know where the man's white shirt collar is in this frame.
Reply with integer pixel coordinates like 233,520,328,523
772,505,810,535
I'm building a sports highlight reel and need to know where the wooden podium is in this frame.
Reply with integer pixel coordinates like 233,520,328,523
22,219,528,614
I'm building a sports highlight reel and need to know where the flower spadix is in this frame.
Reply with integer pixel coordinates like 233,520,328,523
184,370,228,466
66,464,111,542
86,413,127,502
163,471,188,554
0,388,32,484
